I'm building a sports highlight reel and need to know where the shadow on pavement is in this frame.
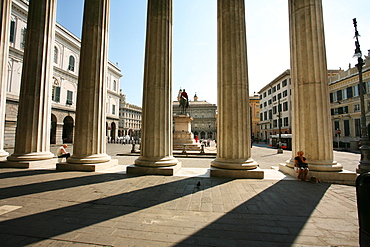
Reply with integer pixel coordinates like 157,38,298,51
176,180,331,246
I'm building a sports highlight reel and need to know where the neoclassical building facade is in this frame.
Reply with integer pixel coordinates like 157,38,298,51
4,0,121,148
329,52,370,150
119,91,142,140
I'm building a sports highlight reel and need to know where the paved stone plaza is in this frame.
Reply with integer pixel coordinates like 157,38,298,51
0,144,360,246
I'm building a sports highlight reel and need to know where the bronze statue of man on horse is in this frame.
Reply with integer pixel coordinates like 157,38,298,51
179,89,189,114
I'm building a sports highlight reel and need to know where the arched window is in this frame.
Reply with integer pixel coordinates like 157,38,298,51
68,55,75,71
52,79,60,102
54,47,58,63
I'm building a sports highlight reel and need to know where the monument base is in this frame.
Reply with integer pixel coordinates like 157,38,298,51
210,167,264,179
0,159,56,169
57,159,118,172
279,163,357,185
127,162,182,176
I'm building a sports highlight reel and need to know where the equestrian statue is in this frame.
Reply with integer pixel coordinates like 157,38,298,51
179,89,189,114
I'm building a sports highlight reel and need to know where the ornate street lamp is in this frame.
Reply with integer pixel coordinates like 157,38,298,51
353,18,370,174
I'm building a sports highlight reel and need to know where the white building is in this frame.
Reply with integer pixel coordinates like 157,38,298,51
258,70,292,142
119,91,142,140
5,0,122,147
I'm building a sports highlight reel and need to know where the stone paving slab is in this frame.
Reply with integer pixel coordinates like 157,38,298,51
0,168,358,246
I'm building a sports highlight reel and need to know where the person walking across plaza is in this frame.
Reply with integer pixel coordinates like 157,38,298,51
57,144,70,160
294,151,309,181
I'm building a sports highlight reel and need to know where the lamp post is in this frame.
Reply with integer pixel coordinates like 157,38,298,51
277,97,283,154
353,18,370,174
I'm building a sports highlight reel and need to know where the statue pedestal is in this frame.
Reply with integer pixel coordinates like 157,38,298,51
173,114,200,151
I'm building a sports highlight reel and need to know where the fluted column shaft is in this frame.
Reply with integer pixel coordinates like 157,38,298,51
68,0,111,164
8,0,56,162
289,0,342,171
211,0,257,170
135,0,178,167
0,0,11,160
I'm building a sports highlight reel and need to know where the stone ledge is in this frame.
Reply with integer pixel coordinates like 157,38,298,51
210,167,264,179
57,159,118,172
126,162,182,176
279,163,357,185
0,159,57,169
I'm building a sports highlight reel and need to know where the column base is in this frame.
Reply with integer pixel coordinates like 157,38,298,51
57,159,118,172
135,156,179,167
210,166,264,179
0,159,56,169
0,150,9,161
211,158,259,170
286,159,343,172
127,162,182,176
279,163,357,185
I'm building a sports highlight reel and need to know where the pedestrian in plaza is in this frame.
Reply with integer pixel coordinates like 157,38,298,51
294,151,309,181
57,144,70,160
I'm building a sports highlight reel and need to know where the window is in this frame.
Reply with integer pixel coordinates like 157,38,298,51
21,28,27,49
343,89,347,100
268,99,272,105
283,90,288,97
264,111,267,120
344,106,348,113
54,47,58,63
282,79,287,87
354,85,359,97
273,96,276,102
278,104,282,112
268,110,272,120
344,120,350,137
336,90,342,101
260,113,263,121
354,104,360,112
112,105,116,115
52,80,60,102
284,117,289,126
277,83,280,90
334,121,340,133
68,55,75,71
9,20,15,43
278,93,282,100
347,87,353,98
272,86,276,93
273,120,277,128
268,89,271,95
113,80,117,91
283,102,288,111
264,102,267,107
263,92,267,98
66,90,73,105
330,93,333,103
273,106,277,114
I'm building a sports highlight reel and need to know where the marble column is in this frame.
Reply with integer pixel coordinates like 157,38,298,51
0,0,11,161
210,0,262,178
287,0,342,171
58,0,117,172
128,0,180,176
7,0,56,167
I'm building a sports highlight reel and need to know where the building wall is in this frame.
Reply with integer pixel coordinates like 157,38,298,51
258,70,292,142
328,55,370,149
119,91,142,140
249,93,260,140
4,0,122,148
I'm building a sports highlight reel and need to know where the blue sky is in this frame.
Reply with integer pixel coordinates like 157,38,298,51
56,0,370,107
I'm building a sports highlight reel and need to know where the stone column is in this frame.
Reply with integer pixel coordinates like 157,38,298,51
128,0,180,176
287,0,342,172
0,0,11,161
58,0,117,172
7,0,56,167
210,0,262,178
